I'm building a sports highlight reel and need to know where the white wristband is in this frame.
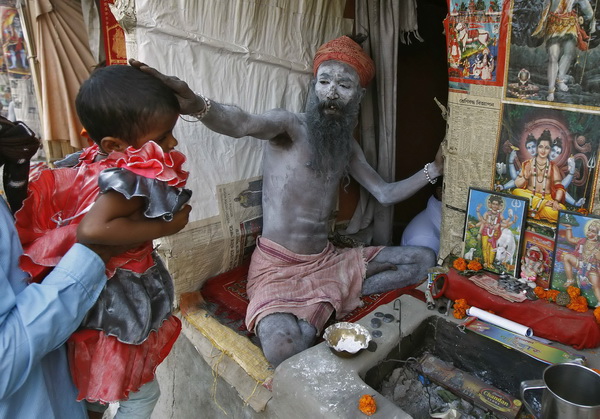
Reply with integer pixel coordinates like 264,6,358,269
189,93,211,120
424,163,437,184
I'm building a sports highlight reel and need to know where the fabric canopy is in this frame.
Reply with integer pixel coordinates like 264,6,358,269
22,0,96,154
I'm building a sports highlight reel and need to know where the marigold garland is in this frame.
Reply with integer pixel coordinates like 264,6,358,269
452,256,483,274
453,257,468,271
533,286,546,299
567,296,589,313
546,289,560,302
535,286,592,314
467,260,483,271
567,286,581,299
453,298,470,319
595,307,600,324
358,394,377,416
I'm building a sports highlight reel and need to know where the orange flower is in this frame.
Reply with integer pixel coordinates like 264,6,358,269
567,286,581,299
534,286,547,299
567,296,589,313
467,260,483,271
358,394,377,416
453,298,470,319
594,307,600,324
577,208,589,215
453,258,468,271
545,289,560,302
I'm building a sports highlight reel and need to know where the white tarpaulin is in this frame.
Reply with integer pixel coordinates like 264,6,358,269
128,0,352,298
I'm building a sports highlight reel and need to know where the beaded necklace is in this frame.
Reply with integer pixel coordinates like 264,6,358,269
531,158,550,216
582,236,600,264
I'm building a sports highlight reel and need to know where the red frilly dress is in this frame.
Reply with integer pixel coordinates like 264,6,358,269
15,141,192,403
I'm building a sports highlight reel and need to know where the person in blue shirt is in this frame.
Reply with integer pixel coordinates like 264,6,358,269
0,195,113,419
0,121,190,418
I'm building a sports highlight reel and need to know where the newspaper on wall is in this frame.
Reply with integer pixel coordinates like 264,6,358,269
156,176,263,303
217,176,263,271
439,88,502,260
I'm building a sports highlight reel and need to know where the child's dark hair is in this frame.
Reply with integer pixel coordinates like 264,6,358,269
76,65,180,145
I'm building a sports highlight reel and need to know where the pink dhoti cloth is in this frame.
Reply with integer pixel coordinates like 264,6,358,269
245,237,383,333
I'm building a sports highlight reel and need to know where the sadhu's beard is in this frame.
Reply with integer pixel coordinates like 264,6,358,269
305,88,360,179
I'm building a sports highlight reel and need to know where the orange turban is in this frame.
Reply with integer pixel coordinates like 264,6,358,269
313,36,375,87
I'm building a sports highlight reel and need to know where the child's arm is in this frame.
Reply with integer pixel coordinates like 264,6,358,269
77,190,191,246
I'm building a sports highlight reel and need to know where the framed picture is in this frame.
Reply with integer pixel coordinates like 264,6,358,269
519,225,555,289
493,103,600,225
551,211,600,307
463,188,528,276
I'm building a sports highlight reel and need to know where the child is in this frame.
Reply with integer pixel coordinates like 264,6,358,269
15,64,192,418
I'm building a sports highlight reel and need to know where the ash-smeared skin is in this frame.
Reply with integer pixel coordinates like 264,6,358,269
131,59,443,367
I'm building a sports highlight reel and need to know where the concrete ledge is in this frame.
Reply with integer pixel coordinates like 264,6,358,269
268,294,430,418
153,286,600,418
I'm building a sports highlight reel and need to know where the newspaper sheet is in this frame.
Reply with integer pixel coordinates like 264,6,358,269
217,176,263,271
156,176,263,303
439,88,502,260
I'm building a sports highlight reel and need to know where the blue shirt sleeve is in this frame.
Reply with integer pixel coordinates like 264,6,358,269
0,211,107,400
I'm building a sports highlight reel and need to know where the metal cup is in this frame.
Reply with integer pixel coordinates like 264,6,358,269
520,363,600,419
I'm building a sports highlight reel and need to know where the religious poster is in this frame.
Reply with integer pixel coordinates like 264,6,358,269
551,210,600,307
505,0,600,108
463,187,528,276
445,0,508,86
99,0,127,65
0,7,30,78
493,103,600,224
520,227,555,288
0,7,40,133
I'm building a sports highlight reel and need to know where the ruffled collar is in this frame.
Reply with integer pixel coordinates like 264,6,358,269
77,142,188,188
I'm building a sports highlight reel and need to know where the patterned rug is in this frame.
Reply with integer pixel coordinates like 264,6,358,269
200,259,424,346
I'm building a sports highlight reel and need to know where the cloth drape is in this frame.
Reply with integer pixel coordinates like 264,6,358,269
346,1,400,246
22,0,96,150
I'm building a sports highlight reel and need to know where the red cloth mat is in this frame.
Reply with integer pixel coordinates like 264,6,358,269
443,268,600,350
200,258,424,338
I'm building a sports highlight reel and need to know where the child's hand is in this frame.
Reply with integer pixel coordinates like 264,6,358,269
164,204,191,236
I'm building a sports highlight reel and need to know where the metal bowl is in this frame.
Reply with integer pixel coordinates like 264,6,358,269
323,322,372,358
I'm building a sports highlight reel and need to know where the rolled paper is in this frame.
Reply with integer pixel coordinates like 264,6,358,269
466,306,533,337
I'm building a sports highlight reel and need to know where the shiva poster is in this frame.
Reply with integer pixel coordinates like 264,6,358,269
551,210,600,307
445,0,508,86
463,188,528,276
493,103,600,224
505,0,600,108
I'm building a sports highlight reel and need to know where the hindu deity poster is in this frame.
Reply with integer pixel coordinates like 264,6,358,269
505,0,600,108
463,188,528,276
520,227,555,288
551,210,600,307
445,0,509,86
493,103,600,224
100,0,127,65
1,7,30,78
